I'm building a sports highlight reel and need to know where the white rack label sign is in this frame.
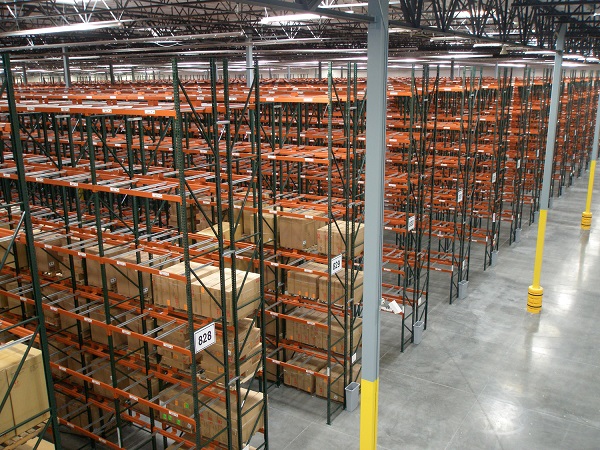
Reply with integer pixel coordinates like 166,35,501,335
457,189,463,203
194,322,216,354
331,254,343,275
491,172,497,183
408,215,415,232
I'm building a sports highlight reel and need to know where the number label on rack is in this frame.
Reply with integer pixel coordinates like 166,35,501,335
194,322,216,354
330,254,343,275
408,215,415,232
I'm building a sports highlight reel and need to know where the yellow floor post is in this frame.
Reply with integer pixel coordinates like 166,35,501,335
360,378,379,450
582,160,598,230
527,209,547,313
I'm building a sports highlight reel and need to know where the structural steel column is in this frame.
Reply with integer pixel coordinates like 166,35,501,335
62,47,71,87
287,66,291,79
527,23,567,314
109,64,115,84
131,66,135,81
450,58,455,80
581,88,600,229
318,61,322,79
246,39,254,88
22,66,27,85
360,0,388,448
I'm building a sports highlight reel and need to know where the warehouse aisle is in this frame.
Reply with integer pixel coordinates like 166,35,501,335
268,171,600,449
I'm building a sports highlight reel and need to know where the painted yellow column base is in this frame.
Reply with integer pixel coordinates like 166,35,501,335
527,285,544,314
581,211,592,230
360,378,379,450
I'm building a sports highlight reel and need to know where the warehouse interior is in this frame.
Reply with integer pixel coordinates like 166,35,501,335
1,1,600,449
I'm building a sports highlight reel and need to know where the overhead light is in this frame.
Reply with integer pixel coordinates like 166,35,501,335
0,20,129,37
389,27,413,33
563,54,585,61
524,50,555,55
473,43,503,47
260,13,322,25
430,36,466,42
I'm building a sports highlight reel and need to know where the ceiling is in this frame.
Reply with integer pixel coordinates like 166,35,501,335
1,0,600,71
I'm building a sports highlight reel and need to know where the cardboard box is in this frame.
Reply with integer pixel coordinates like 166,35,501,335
287,262,327,299
243,210,275,244
0,343,50,435
0,347,17,439
316,363,362,403
283,354,326,394
278,209,325,250
15,438,55,449
316,221,365,256
0,222,28,269
88,307,128,348
208,269,260,324
318,270,363,306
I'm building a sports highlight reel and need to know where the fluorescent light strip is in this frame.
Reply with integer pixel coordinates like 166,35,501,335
260,14,322,25
0,20,130,37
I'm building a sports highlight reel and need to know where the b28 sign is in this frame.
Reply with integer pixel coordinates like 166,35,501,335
194,322,216,354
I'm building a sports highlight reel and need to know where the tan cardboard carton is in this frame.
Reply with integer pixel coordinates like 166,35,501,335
316,220,365,256
2,344,50,434
316,363,362,402
318,270,363,306
287,262,327,299
278,209,325,250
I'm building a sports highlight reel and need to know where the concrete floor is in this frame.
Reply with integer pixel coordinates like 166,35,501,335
267,172,600,450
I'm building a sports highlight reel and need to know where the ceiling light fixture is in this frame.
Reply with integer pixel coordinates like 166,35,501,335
0,20,130,37
260,13,322,25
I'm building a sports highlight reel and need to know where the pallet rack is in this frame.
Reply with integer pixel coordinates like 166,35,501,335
0,54,62,449
260,63,364,424
0,55,269,449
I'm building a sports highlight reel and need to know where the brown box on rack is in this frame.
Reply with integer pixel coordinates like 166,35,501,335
315,363,362,402
316,220,365,256
287,262,326,299
1,343,50,435
278,209,325,250
207,269,260,324
242,210,275,244
0,222,28,270
0,347,16,439
318,270,363,306
15,438,56,449
88,307,128,348
284,354,326,394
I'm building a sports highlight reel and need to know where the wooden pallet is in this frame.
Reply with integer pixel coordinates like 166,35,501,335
0,421,48,450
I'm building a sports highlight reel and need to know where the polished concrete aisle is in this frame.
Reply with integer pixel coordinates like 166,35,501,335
269,173,600,449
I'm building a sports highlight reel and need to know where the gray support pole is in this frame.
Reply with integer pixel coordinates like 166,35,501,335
109,64,115,84
318,61,323,80
527,22,567,314
22,66,27,85
450,58,455,80
131,67,135,82
360,0,388,448
246,39,254,88
287,66,291,79
62,47,71,87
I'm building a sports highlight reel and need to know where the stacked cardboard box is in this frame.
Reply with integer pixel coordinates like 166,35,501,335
284,307,362,353
152,261,219,314
206,269,260,324
318,270,363,306
31,230,65,275
88,306,129,349
286,262,327,299
283,354,327,394
315,363,362,403
1,280,34,317
0,343,50,438
278,210,325,250
15,437,55,449
156,318,261,381
316,220,364,256
158,387,264,450
242,210,275,244
0,222,28,269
